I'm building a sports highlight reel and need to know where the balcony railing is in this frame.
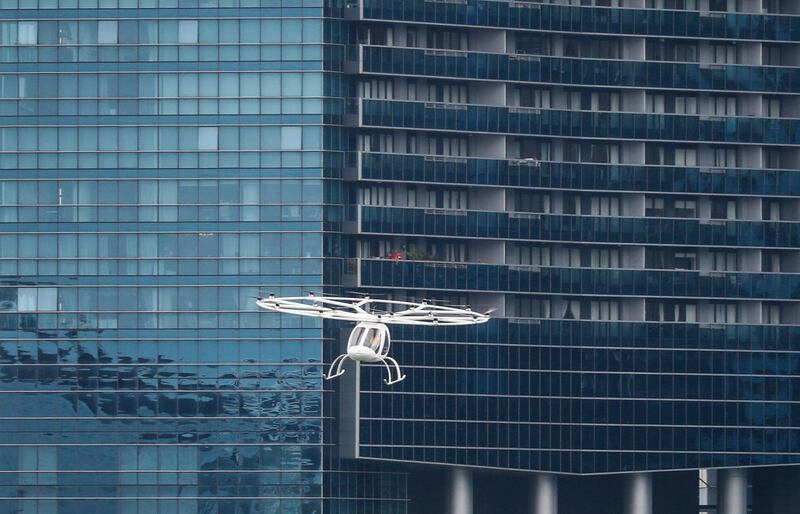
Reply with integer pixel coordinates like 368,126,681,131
361,0,800,42
358,152,800,197
355,205,800,248
360,45,800,94
358,98,800,145
350,258,800,300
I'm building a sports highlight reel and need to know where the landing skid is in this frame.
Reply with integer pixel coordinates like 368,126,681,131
324,353,348,380
381,356,406,385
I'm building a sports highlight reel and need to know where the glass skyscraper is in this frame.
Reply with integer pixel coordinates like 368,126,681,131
0,0,798,512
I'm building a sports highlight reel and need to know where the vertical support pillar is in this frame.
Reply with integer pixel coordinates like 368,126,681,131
448,467,473,514
530,472,558,514
718,469,747,514
624,472,653,514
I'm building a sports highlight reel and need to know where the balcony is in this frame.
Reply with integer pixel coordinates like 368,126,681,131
383,317,800,347
360,0,800,42
358,152,800,197
354,205,800,248
348,258,800,300
359,45,800,94
357,98,800,145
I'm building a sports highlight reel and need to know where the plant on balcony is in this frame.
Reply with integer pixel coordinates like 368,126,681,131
404,248,439,261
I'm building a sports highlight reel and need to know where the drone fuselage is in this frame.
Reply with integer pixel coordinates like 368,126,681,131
346,321,389,363
347,345,382,363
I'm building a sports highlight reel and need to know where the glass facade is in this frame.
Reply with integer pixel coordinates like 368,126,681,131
342,0,800,478
0,1,412,512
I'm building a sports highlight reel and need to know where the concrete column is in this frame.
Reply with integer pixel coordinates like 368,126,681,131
448,468,473,514
624,472,653,514
718,469,748,514
530,473,558,514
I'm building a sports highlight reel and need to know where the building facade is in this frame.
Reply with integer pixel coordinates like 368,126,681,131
340,0,800,512
0,0,798,513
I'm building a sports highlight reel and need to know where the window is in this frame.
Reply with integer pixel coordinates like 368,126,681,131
513,191,550,214
675,96,697,114
646,94,665,114
674,199,697,218
563,247,582,268
509,244,551,267
559,299,619,321
510,298,550,318
710,198,736,220
427,189,466,210
647,0,698,8
359,25,392,46
646,248,696,270
646,197,696,218
762,251,781,273
590,248,621,268
647,94,698,115
358,239,394,258
428,136,467,157
564,142,619,164
711,96,736,116
710,303,738,323
644,145,696,166
358,132,394,153
762,303,781,324
17,288,57,312
360,79,394,100
646,145,669,165
519,88,551,109
567,90,620,112
711,251,737,271
280,127,302,150
178,20,198,44
646,39,697,62
674,252,697,270
763,149,781,169
709,0,727,11
763,97,781,118
423,240,467,262
427,30,466,51
762,200,782,221
762,45,783,66
711,44,736,65
407,188,417,207
590,300,619,321
713,148,737,168
406,82,417,101
763,0,783,13
405,133,417,154
564,195,620,216
17,22,36,45
674,148,697,166
646,301,696,322
197,127,218,151
428,82,467,104
516,34,551,56
564,36,620,59
98,21,117,44
519,139,551,160
359,185,393,207
406,28,417,47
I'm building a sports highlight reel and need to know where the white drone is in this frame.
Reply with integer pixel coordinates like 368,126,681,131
255,294,490,385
